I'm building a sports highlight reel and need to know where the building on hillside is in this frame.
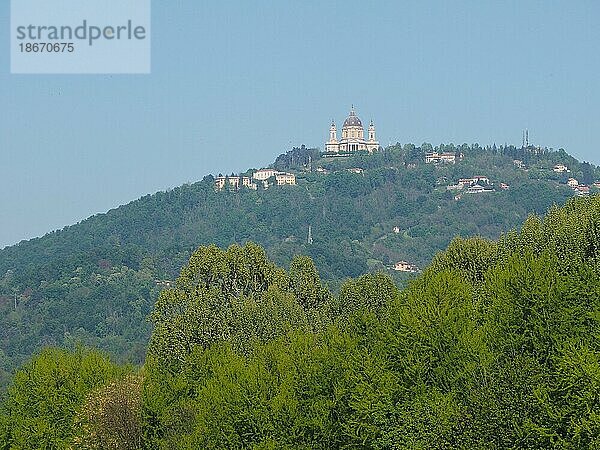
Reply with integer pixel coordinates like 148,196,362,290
499,183,510,190
448,176,491,191
248,169,297,187
325,106,379,153
229,176,254,189
392,261,420,273
593,181,600,189
554,164,569,173
458,178,474,188
466,184,493,194
425,152,438,164
425,152,457,164
215,175,257,191
441,153,457,164
567,178,579,188
575,185,590,196
347,168,364,174
466,185,485,194
513,160,526,169
215,176,227,191
275,172,296,186
472,176,490,185
252,168,279,181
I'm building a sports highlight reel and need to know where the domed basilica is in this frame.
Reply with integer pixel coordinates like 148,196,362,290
325,106,379,153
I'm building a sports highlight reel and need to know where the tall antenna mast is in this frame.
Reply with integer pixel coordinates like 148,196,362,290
526,129,529,147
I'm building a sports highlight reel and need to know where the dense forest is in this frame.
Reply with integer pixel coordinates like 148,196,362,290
2,195,600,448
0,143,595,388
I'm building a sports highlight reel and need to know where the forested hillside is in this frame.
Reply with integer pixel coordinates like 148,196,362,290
0,143,595,387
2,195,600,449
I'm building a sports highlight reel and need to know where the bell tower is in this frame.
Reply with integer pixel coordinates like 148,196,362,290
368,120,376,142
325,119,339,152
329,120,337,142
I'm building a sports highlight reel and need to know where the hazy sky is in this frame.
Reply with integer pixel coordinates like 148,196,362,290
1,1,599,248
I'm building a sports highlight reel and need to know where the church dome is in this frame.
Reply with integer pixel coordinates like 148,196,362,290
343,107,363,128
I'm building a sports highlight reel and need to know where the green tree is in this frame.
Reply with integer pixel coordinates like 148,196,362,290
73,374,143,450
288,255,330,310
2,347,128,449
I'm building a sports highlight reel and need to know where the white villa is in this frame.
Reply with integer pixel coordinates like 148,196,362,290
215,175,256,191
392,261,420,273
425,152,457,164
554,164,569,173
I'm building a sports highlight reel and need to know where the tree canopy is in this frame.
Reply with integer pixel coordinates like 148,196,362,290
3,195,600,448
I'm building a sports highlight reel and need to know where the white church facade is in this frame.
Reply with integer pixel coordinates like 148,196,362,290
325,106,380,153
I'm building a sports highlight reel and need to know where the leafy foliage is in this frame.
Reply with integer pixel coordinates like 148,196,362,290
137,195,600,449
73,374,143,450
0,347,129,449
2,196,600,447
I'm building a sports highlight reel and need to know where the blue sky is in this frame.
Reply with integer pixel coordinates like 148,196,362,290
1,0,599,248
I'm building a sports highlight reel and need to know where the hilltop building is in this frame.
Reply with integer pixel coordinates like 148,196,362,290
252,169,279,181
554,164,569,173
253,169,296,187
447,176,490,191
215,175,256,191
425,152,457,164
447,175,494,195
325,106,379,153
347,168,364,175
215,169,296,191
275,172,296,186
392,261,420,273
